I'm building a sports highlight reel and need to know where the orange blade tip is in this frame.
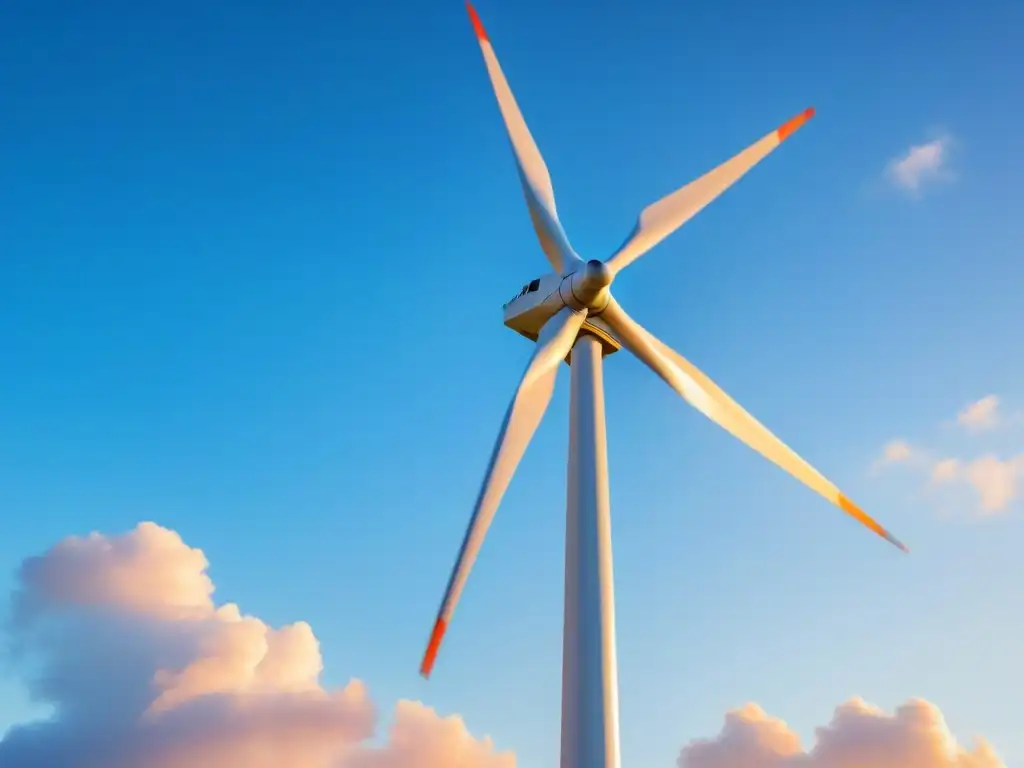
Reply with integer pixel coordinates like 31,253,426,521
466,3,489,42
777,106,815,142
419,617,448,679
838,494,908,553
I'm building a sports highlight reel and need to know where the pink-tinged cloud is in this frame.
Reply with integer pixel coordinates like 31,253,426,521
931,458,961,484
0,522,513,768
345,700,514,768
924,453,1024,513
678,697,1005,768
962,454,1024,513
957,395,1001,432
886,136,952,194
873,393,1024,514
879,439,914,465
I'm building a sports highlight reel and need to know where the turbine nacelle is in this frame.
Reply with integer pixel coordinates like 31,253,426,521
503,263,620,356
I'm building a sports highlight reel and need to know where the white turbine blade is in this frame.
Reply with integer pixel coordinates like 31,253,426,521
600,298,908,552
605,108,815,275
466,3,582,274
420,306,587,678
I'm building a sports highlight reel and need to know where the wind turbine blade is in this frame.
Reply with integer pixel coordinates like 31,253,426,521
420,306,588,678
600,298,908,552
465,3,583,274
605,108,815,275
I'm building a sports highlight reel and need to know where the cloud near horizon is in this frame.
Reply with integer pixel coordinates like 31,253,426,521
0,522,514,768
874,395,1024,514
0,523,1007,767
886,135,952,194
678,698,1005,768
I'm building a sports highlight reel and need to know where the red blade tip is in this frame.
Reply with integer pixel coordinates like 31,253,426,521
466,3,488,41
419,617,448,679
777,106,816,142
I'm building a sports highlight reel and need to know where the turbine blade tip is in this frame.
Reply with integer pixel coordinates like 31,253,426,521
465,3,489,41
777,106,815,141
419,617,448,678
837,493,907,553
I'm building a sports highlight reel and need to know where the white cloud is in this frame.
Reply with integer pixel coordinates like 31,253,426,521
886,136,952,193
963,454,1024,513
882,439,913,463
678,697,1005,768
957,395,1001,432
0,522,514,768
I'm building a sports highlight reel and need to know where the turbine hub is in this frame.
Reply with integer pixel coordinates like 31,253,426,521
563,259,613,311
583,259,612,290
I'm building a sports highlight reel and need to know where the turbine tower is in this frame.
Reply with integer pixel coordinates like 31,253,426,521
420,6,908,767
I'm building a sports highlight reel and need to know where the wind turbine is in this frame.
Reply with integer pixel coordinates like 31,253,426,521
420,5,909,768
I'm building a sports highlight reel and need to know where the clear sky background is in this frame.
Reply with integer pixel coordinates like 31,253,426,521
1,0,1022,765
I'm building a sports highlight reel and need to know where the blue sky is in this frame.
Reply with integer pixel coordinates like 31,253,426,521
1,0,1022,764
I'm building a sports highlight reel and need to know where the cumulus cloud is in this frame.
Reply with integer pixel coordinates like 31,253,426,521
0,522,514,768
886,136,952,194
678,697,1005,768
2,525,1009,768
957,395,1001,432
344,700,514,768
914,451,1024,514
925,450,1024,518
960,454,1024,513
